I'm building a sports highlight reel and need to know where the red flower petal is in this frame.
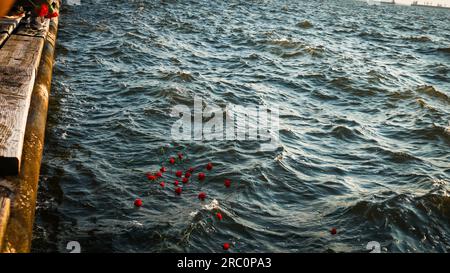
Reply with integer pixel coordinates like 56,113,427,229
176,170,183,177
198,192,207,201
185,172,191,178
223,243,230,250
175,187,182,195
134,199,143,207
182,177,189,184
160,167,167,173
45,11,59,18
330,228,337,235
188,167,195,173
224,179,231,188
174,180,179,186
160,182,165,188
147,175,156,181
156,172,163,178
198,172,206,181
169,157,176,165
178,153,183,160
206,162,213,171
36,3,49,17
216,212,223,221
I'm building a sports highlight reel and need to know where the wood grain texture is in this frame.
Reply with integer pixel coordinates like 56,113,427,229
0,35,44,175
0,35,44,72
0,15,23,31
0,15,58,253
0,15,23,48
16,18,50,39
0,33,7,46
0,15,23,40
0,196,11,251
0,23,14,35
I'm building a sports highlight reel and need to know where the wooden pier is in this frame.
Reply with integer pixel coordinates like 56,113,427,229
0,10,59,252
0,17,45,176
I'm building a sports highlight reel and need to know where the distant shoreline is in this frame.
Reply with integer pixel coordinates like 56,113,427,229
411,3,450,9
374,0,450,10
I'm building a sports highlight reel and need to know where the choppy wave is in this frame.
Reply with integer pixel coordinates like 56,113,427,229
33,0,450,253
342,190,450,252
437,47,450,54
403,36,432,42
416,85,450,104
297,20,313,29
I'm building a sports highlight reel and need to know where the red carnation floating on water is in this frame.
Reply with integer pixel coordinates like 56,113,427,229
185,172,191,178
330,228,337,235
198,172,206,181
198,192,207,201
176,170,183,177
169,157,176,165
224,179,231,188
216,212,223,221
160,166,167,173
175,187,182,195
174,180,179,186
156,172,163,178
160,181,165,188
147,174,156,181
206,162,213,171
182,177,189,184
223,243,230,250
134,198,143,207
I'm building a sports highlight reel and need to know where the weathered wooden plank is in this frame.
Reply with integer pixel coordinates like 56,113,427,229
0,23,14,34
0,35,44,175
0,33,8,46
0,196,11,251
0,35,44,73
16,18,50,39
0,67,34,98
0,12,58,253
0,15,23,45
0,74,34,175
0,15,24,29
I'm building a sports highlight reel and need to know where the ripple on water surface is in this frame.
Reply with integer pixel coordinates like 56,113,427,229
32,0,450,252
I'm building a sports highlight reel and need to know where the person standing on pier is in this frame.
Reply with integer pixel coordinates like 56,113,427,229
0,0,15,16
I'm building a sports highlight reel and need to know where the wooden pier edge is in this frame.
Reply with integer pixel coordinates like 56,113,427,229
0,196,11,251
0,16,59,253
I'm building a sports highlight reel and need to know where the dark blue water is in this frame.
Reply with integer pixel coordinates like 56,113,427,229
32,0,450,252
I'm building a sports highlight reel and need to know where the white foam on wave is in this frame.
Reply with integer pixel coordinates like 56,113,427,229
202,199,220,211
188,199,220,218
